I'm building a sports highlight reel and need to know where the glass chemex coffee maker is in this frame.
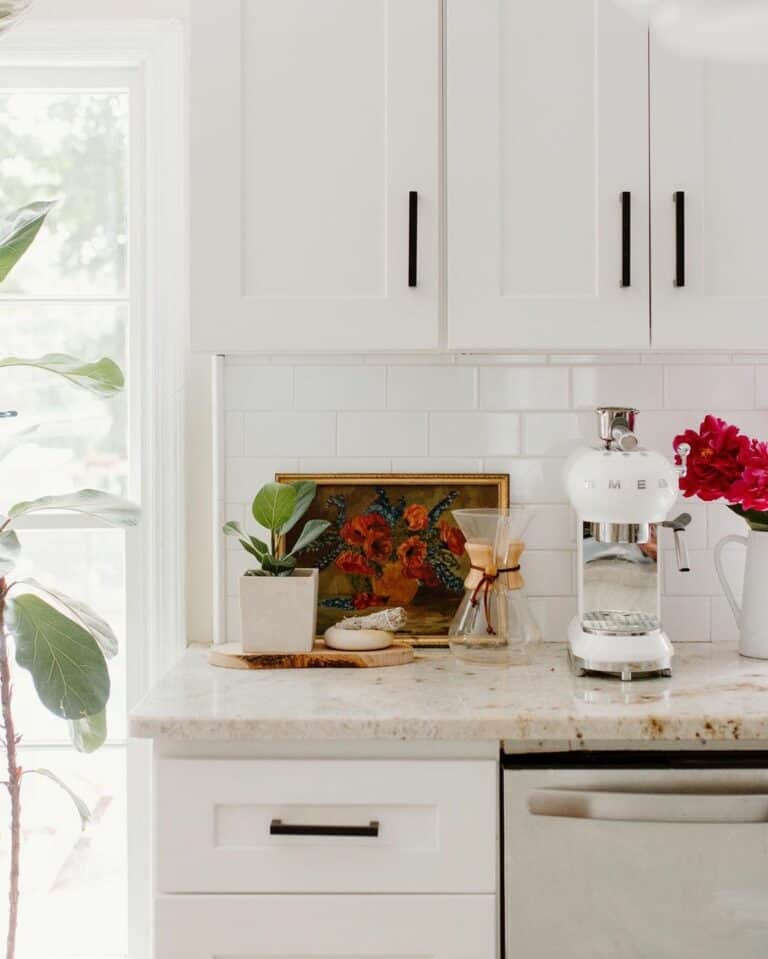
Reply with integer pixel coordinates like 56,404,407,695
564,407,692,681
449,507,541,666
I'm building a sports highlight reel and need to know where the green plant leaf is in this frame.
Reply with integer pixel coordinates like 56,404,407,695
68,709,107,754
9,489,140,526
287,518,331,557
279,480,318,535
25,768,91,829
261,553,298,577
728,503,768,532
9,593,110,721
0,200,56,282
18,578,118,659
0,530,20,577
252,482,297,533
222,520,244,537
222,522,269,561
0,354,124,397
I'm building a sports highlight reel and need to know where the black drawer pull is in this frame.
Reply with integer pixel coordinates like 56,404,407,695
621,191,631,287
674,190,685,287
269,818,380,838
408,190,418,287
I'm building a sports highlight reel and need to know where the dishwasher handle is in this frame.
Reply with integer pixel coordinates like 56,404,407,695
528,788,768,824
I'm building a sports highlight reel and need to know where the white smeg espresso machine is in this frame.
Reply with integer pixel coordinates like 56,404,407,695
565,407,692,680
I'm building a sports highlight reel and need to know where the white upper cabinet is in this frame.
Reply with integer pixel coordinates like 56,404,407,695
446,0,650,351
650,34,768,349
190,0,439,353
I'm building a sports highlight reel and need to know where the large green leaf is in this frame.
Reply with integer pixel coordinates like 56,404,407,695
19,579,118,659
9,593,110,720
0,530,20,577
0,200,56,282
9,489,140,526
728,503,768,532
68,709,107,754
279,480,317,535
260,553,297,577
288,518,331,557
0,354,124,397
252,482,297,533
26,769,91,829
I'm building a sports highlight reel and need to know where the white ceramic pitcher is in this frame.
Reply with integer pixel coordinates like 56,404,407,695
714,530,768,659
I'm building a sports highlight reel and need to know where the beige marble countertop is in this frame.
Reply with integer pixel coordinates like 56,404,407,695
129,642,768,749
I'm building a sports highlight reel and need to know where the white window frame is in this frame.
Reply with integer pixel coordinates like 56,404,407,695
0,19,187,959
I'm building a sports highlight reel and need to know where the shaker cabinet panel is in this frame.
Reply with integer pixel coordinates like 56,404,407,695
156,895,497,959
446,0,650,351
650,36,768,349
190,0,439,352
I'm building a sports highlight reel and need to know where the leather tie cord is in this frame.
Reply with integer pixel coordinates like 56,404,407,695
469,564,521,636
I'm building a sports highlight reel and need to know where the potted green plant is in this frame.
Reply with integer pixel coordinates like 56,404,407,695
0,200,140,959
223,481,329,652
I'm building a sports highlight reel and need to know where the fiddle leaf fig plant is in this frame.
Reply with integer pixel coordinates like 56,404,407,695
0,199,140,959
223,480,329,577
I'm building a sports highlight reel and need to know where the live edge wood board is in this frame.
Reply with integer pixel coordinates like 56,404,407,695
209,640,415,670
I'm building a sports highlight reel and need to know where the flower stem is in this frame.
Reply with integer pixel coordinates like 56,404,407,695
0,587,21,959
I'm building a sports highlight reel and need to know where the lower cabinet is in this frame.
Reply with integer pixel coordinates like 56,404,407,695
156,894,497,958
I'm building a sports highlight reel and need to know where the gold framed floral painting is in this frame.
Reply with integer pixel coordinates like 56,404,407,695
275,473,509,645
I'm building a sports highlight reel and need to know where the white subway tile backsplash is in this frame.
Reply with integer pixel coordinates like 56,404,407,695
298,457,392,473
295,366,386,410
529,597,578,642
456,353,547,365
484,457,568,503
225,365,293,410
757,366,768,408
390,457,484,472
572,365,663,410
523,412,591,456
664,365,754,410
225,457,300,503
387,366,475,410
338,412,427,456
661,597,710,643
225,411,244,457
478,367,569,410
524,551,574,597
243,412,336,457
430,413,520,456
220,352,768,644
711,595,740,643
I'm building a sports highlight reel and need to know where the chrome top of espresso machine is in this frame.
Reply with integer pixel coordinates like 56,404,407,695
564,407,692,681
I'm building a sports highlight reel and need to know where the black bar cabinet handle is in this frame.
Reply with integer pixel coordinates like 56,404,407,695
270,818,380,838
674,190,685,287
621,191,631,287
408,190,418,287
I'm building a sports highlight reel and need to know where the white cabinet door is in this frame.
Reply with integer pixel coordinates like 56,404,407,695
156,895,497,958
190,0,439,353
651,35,768,349
447,0,650,351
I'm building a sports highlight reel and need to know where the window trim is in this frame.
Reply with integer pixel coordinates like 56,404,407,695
0,19,187,959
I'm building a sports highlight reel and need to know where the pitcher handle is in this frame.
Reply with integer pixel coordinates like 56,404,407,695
714,534,748,625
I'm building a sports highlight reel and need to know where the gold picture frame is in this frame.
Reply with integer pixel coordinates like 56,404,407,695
275,473,510,647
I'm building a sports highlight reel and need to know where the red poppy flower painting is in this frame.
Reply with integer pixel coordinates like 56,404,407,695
277,474,509,640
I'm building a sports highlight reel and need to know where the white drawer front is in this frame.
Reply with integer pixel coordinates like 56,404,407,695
156,894,497,959
156,758,496,893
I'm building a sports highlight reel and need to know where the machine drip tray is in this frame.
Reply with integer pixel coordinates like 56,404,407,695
569,649,672,682
581,610,662,636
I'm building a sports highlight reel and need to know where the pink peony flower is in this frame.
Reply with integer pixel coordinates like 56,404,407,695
674,415,749,502
730,440,768,511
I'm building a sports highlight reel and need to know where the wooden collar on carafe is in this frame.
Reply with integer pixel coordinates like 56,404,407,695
464,541,525,590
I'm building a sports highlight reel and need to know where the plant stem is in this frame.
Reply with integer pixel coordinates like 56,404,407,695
0,587,21,959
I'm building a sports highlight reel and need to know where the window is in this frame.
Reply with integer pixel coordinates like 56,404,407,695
0,20,186,955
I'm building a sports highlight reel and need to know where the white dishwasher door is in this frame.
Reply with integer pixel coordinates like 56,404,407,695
504,762,768,959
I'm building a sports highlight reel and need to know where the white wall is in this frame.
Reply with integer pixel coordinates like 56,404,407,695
220,351,768,646
31,0,188,18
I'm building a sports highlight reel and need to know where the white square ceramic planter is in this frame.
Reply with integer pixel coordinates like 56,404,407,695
239,569,319,653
